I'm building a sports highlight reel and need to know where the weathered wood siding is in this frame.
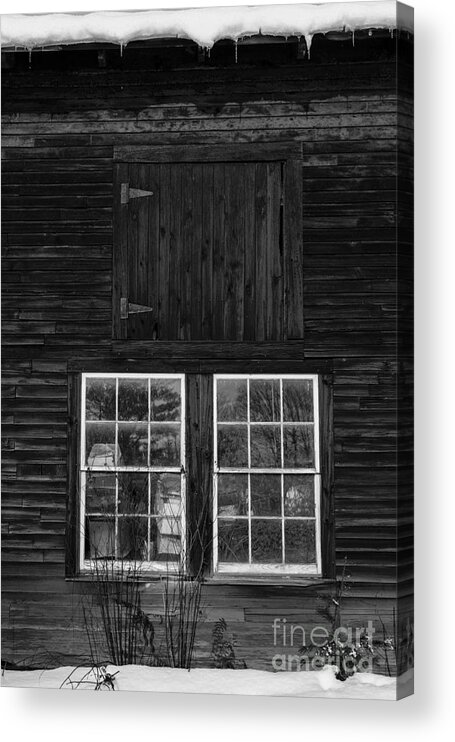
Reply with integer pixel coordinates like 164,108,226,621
1,38,413,672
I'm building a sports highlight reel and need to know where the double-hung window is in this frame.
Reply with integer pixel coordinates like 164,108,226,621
214,375,321,575
76,372,323,576
80,373,185,572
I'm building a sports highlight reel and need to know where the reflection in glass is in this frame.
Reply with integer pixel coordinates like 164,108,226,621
118,472,148,514
283,425,314,468
250,426,281,468
250,474,281,516
150,379,181,421
217,474,248,516
86,422,117,467
150,424,180,466
250,379,280,422
283,379,314,422
251,519,282,563
86,378,116,421
154,516,181,561
118,423,148,466
85,516,115,559
151,473,181,516
117,517,148,560
217,425,248,467
85,473,116,513
218,519,249,562
284,475,315,517
285,520,316,564
217,379,247,422
118,378,148,421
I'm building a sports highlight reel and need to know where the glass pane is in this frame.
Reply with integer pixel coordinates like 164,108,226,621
117,517,149,560
250,426,281,468
251,519,282,563
285,520,316,564
250,474,281,516
217,425,248,468
151,473,181,517
85,473,116,513
118,472,148,514
153,516,181,562
250,379,280,422
283,425,315,468
283,379,314,422
150,379,181,421
284,475,315,517
85,516,115,559
217,474,248,516
85,378,116,421
118,423,148,466
86,422,116,467
118,378,148,421
218,519,249,563
150,424,181,466
217,379,247,422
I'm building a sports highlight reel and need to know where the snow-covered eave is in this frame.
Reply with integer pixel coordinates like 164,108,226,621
0,2,414,55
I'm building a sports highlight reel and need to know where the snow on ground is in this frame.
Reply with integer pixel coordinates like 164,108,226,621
0,2,413,53
1,664,413,700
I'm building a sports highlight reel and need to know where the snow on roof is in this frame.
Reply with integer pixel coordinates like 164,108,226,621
0,2,412,54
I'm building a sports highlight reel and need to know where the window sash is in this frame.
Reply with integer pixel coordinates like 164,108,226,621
213,374,322,575
79,372,186,572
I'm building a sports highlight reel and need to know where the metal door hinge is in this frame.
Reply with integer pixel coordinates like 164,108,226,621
120,298,153,320
121,183,154,204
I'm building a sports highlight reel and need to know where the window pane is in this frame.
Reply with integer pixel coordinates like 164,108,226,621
217,425,248,468
217,379,247,422
283,379,314,422
86,422,116,467
250,426,281,468
283,425,315,468
285,520,316,564
217,474,248,516
150,379,181,421
118,423,148,466
250,379,280,422
251,519,282,563
218,519,249,563
153,516,181,562
150,424,181,466
118,378,148,421
117,517,149,560
85,473,116,513
86,378,116,421
85,516,115,559
151,473,181,517
284,475,315,517
118,472,148,514
250,474,281,516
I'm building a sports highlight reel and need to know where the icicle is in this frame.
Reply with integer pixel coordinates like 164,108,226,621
369,29,373,37
207,47,211,59
390,28,394,39
234,40,238,64
305,34,313,60
28,48,32,67
120,43,123,57
352,30,355,47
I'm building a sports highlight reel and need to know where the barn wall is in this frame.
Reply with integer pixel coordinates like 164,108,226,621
1,43,413,672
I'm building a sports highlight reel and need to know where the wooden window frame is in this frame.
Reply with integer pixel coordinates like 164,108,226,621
67,365,334,581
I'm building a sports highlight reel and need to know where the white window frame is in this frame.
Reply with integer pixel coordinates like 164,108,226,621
213,374,322,576
79,372,186,573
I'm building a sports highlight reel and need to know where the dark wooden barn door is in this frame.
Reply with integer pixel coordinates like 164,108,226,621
113,152,303,342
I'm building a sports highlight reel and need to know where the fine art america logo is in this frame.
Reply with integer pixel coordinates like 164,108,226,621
271,617,377,674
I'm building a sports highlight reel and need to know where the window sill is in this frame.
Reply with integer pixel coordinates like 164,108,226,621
66,573,334,588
